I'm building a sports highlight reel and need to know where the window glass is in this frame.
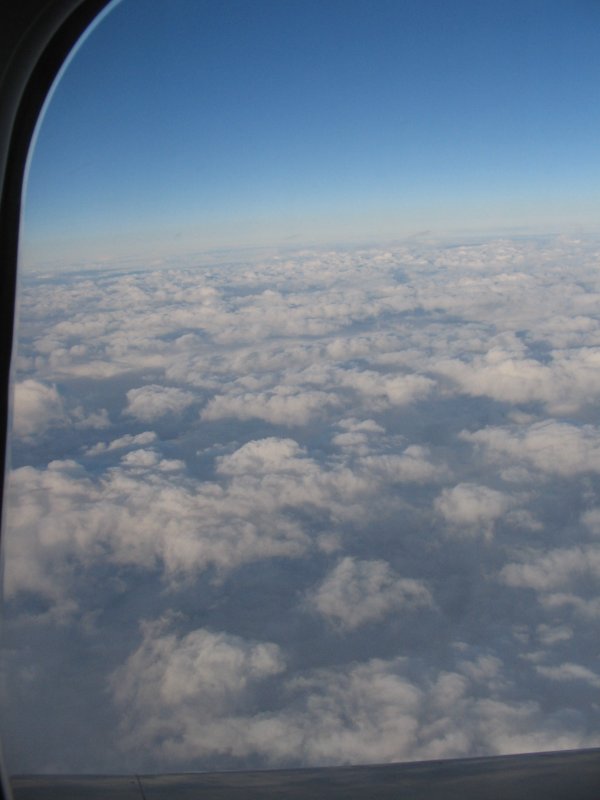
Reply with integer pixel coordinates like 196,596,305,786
3,0,600,774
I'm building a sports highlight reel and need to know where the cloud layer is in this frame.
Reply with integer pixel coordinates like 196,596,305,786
4,235,600,772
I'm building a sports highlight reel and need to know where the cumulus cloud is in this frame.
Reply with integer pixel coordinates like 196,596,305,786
331,418,385,453
433,347,600,414
86,431,157,456
109,616,598,767
4,449,313,604
535,663,600,689
580,508,600,535
111,616,285,759
201,367,434,426
12,379,65,438
462,421,600,476
125,385,195,421
540,593,600,620
536,624,573,646
334,369,435,409
120,448,160,468
9,236,600,771
499,546,600,592
358,445,446,484
215,437,312,476
71,405,111,430
434,483,513,538
202,387,339,426
307,557,432,630
7,433,443,611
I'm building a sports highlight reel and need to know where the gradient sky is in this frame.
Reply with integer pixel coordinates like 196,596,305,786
21,0,600,266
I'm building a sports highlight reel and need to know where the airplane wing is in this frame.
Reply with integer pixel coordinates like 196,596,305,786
11,747,600,799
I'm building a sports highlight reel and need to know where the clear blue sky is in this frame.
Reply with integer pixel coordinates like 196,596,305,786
21,0,600,266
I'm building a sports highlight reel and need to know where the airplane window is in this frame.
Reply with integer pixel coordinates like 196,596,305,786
3,0,600,777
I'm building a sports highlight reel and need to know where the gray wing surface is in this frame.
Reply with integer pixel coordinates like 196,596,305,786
11,747,600,799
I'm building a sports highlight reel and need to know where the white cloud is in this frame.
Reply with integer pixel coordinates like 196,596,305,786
202,387,339,426
10,238,600,770
540,593,600,619
536,624,573,646
4,452,313,602
536,663,600,689
307,557,432,630
120,449,160,468
215,438,312,476
12,379,65,438
158,458,185,472
433,347,600,414
499,546,600,591
109,616,598,767
71,406,111,430
111,616,285,758
359,445,446,483
335,369,435,409
331,418,385,454
8,434,439,610
2,461,95,619
125,385,195,421
462,420,600,476
457,655,504,690
86,431,157,456
434,483,512,538
580,507,600,535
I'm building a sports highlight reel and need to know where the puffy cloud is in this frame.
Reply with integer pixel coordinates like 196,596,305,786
7,434,442,612
125,385,195,421
158,458,185,472
201,366,433,426
12,379,65,438
331,418,385,453
358,445,446,484
536,663,600,689
277,667,593,764
433,347,600,414
540,593,600,619
2,460,94,619
86,431,157,456
111,617,285,758
334,369,435,409
307,557,432,630
120,448,160,468
216,438,312,476
4,450,313,605
109,616,597,767
499,541,600,623
499,546,600,592
580,507,600,535
71,406,111,430
462,421,600,476
202,387,339,426
10,237,600,771
456,655,504,690
536,624,573,646
434,483,512,538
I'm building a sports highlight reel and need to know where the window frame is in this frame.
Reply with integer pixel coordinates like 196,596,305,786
0,0,111,554
0,2,110,796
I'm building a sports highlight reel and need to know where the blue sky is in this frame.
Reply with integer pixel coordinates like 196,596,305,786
21,0,600,266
